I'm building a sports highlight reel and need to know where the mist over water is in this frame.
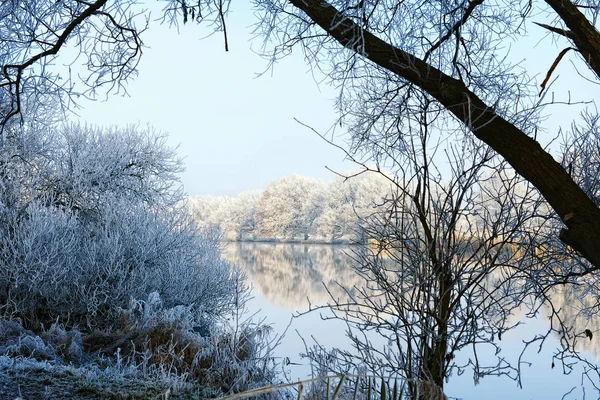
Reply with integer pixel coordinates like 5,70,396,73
222,242,600,399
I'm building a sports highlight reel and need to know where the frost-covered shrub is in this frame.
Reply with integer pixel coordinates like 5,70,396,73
0,123,237,330
40,324,84,363
82,292,278,396
0,319,53,360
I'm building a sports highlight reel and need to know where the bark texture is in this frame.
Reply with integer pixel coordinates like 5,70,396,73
544,0,600,79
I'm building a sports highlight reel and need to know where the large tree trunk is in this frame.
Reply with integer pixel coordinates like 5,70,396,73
544,0,600,79
289,0,600,269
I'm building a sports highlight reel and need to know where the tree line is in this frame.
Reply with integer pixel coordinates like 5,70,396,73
189,173,393,243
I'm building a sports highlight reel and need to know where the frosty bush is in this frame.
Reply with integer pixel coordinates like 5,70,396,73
82,291,279,395
0,123,237,330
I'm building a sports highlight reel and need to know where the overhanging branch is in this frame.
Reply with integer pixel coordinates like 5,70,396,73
544,0,600,79
289,0,600,268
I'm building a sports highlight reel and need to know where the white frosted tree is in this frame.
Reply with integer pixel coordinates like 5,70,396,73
231,191,261,240
255,175,324,240
311,173,392,242
0,123,238,330
189,191,260,241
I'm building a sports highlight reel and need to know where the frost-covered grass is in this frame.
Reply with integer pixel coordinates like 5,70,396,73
0,292,280,399
0,355,200,399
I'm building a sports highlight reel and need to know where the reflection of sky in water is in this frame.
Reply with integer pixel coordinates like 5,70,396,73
223,243,600,399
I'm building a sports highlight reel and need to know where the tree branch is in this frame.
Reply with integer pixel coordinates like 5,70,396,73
544,0,600,79
424,0,484,61
533,22,576,40
539,47,576,96
289,0,600,268
1,0,109,133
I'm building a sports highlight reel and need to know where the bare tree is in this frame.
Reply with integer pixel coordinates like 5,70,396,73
0,0,146,134
294,99,553,397
166,2,600,396
245,0,600,270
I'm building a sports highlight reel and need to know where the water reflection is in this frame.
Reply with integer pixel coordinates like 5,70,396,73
550,285,600,360
222,242,364,311
223,242,600,399
223,242,600,361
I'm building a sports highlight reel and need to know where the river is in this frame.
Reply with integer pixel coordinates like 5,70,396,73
222,242,599,399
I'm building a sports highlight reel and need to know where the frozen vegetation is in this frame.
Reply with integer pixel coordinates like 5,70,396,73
3,0,600,398
0,123,279,398
189,173,394,243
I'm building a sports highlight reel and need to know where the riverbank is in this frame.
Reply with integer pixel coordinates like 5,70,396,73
0,356,204,400
224,238,361,245
0,295,278,400
0,315,214,400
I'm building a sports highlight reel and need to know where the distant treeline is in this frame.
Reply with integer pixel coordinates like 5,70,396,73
189,174,393,243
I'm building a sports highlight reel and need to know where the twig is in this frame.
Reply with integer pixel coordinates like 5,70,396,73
539,47,576,97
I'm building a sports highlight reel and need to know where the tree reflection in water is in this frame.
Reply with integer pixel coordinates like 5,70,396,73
224,242,600,398
222,242,365,311
223,242,600,363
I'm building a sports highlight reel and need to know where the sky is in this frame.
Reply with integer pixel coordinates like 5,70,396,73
71,1,594,197
75,2,355,197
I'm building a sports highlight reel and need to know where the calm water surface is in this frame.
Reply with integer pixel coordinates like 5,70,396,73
222,242,599,400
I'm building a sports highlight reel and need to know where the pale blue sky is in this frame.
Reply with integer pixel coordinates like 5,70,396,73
75,2,354,196
73,1,593,197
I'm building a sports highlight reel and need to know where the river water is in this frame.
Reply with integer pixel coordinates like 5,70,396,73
222,242,599,399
